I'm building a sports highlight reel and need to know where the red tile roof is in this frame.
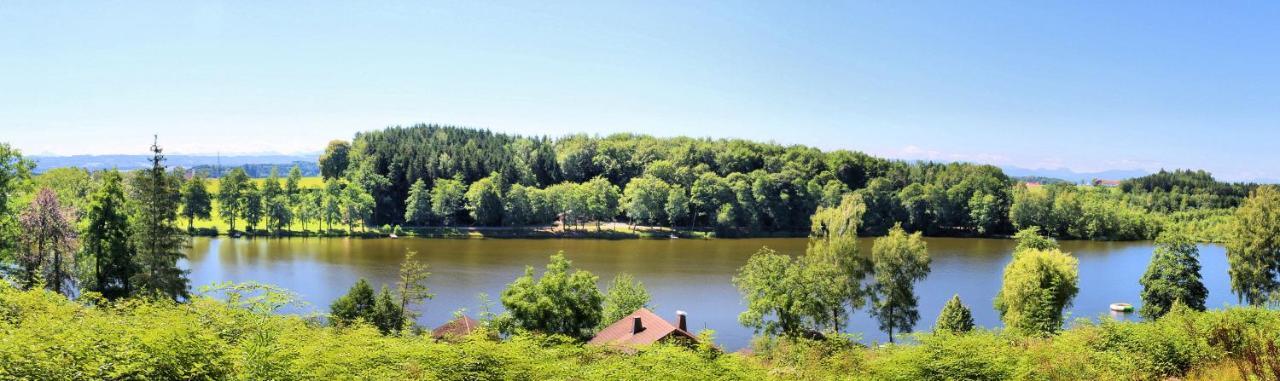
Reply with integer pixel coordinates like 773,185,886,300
588,308,697,347
432,315,480,340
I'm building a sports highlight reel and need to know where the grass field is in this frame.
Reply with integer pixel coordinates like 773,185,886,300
190,176,328,233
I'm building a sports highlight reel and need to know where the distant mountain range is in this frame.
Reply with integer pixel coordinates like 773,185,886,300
31,154,320,178
999,167,1149,183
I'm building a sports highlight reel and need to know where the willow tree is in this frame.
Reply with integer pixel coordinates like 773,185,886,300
994,245,1078,336
802,193,868,333
1226,185,1280,305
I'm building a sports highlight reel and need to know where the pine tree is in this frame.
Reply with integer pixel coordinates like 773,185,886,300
869,224,931,343
934,294,975,333
330,279,376,327
128,136,190,301
396,250,433,325
403,179,432,225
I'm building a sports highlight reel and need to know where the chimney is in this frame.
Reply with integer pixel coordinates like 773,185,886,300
676,310,688,332
632,316,645,334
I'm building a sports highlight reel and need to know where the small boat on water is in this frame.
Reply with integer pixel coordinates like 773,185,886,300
669,234,679,239
389,233,399,239
1109,302,1134,312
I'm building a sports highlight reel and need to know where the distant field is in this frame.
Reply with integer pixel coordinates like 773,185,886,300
204,176,325,194
192,176,327,232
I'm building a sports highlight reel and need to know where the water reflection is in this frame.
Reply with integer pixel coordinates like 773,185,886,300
184,237,1234,350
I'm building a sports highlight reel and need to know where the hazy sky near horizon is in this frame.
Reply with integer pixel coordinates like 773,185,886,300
2,2,1278,180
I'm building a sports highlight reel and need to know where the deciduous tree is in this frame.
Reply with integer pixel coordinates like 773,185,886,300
180,173,212,231
84,170,134,299
1140,229,1208,319
17,188,78,294
600,273,651,328
869,225,931,342
994,245,1078,336
499,252,603,340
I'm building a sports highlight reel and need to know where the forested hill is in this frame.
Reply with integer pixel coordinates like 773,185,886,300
333,124,1010,235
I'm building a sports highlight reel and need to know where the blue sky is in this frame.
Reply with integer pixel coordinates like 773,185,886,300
1,2,1278,180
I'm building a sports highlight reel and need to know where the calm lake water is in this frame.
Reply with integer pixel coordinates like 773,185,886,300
184,237,1235,350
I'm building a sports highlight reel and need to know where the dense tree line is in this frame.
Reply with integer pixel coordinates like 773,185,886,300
1009,183,1161,240
333,124,1020,237
1120,169,1257,212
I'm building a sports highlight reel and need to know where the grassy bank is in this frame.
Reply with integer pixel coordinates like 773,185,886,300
2,283,1278,380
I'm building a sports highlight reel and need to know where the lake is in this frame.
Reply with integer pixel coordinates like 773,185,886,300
184,236,1236,350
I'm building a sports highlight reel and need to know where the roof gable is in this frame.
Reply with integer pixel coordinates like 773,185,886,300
588,308,697,347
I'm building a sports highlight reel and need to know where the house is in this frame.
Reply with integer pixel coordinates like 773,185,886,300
588,308,698,348
432,315,481,341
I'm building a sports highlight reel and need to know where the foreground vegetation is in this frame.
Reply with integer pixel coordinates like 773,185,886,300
2,282,1278,380
7,137,1280,380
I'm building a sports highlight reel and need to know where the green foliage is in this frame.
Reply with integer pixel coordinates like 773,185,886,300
217,168,250,233
600,273,651,328
127,138,190,301
342,125,1034,236
330,279,405,334
621,175,671,226
0,143,34,262
582,176,621,230
870,225,931,342
465,172,505,226
499,252,603,340
430,178,467,226
402,178,431,225
1140,229,1208,319
0,281,1278,380
340,180,374,232
330,278,375,327
84,170,135,300
1013,226,1059,252
1010,184,1161,240
179,173,212,230
1225,185,1280,305
994,247,1079,336
396,250,433,325
735,247,807,336
665,186,690,228
934,294,975,333
803,194,867,332
318,139,351,179
1120,169,1256,212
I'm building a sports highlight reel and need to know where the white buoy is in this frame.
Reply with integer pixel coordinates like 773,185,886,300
1109,302,1134,312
